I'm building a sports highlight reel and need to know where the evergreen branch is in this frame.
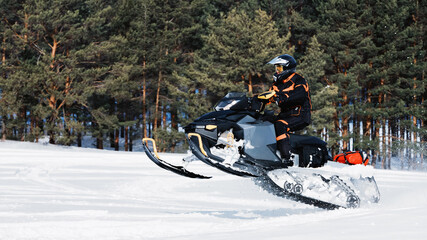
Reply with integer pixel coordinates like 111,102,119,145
2,17,46,56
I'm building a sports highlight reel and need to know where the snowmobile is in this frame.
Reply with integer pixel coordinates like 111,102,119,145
142,92,380,209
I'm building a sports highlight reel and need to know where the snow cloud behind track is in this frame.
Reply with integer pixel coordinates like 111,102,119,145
0,141,426,240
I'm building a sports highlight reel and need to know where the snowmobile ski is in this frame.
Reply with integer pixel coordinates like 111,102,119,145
142,138,211,179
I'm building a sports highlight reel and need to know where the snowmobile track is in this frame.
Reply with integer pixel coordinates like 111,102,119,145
253,175,342,210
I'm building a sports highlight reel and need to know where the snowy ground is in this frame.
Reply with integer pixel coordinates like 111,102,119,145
0,140,426,240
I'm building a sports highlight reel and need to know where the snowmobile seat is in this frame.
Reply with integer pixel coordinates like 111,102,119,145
289,134,327,149
289,134,330,168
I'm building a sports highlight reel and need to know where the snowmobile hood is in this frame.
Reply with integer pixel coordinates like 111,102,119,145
195,110,233,121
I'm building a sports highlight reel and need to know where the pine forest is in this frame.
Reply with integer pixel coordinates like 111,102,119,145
0,0,425,169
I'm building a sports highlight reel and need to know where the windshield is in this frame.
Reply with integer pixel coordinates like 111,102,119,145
223,92,246,98
214,92,248,111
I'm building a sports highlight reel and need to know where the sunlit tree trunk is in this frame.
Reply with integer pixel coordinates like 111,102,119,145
1,117,6,141
247,74,253,95
129,126,133,152
115,129,119,151
1,37,6,141
162,105,167,130
47,35,59,144
142,60,147,138
154,70,161,141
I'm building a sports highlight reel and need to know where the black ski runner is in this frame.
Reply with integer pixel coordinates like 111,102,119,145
142,138,211,179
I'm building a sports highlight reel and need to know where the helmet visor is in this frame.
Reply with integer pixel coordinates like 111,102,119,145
275,65,284,73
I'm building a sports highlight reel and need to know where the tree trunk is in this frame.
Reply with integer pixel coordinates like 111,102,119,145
363,89,373,164
341,91,349,151
2,36,5,71
1,37,5,141
399,121,405,169
364,90,372,137
412,77,417,169
129,126,133,152
372,120,379,167
30,116,35,142
109,98,116,148
154,70,162,141
125,126,129,151
407,128,412,169
342,116,349,151
421,64,425,168
247,74,253,95
421,94,425,169
47,35,60,145
162,105,167,130
97,136,103,149
364,117,372,137
48,125,56,144
171,110,177,130
120,125,125,139
148,110,152,137
115,129,119,151
387,120,392,169
333,109,340,155
110,131,115,148
77,132,82,147
35,117,41,143
421,118,424,169
142,60,147,138
379,79,386,169
1,117,6,141
381,120,386,169
19,107,26,141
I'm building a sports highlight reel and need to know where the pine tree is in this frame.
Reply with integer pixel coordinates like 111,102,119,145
374,0,427,168
1,0,425,158
315,0,379,157
299,36,339,148
196,8,292,103
127,0,212,151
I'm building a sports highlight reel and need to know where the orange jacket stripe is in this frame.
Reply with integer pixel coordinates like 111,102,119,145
282,83,295,92
276,133,289,141
282,73,296,83
277,119,288,125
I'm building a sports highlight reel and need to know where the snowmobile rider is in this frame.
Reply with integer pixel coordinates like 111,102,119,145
260,54,312,165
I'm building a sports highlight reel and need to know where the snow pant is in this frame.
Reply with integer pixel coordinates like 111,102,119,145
274,114,309,161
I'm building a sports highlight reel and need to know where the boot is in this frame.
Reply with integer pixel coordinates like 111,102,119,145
277,138,293,167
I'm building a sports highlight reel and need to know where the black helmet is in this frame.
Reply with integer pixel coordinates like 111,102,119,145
268,54,297,80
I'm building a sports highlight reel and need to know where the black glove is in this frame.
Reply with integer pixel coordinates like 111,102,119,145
273,93,287,105
273,95,279,104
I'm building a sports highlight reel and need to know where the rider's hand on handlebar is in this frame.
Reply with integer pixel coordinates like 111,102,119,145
257,90,276,101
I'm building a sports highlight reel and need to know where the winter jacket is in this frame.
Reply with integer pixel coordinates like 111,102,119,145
270,72,312,124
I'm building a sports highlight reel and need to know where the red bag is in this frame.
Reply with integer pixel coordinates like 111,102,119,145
333,151,369,166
